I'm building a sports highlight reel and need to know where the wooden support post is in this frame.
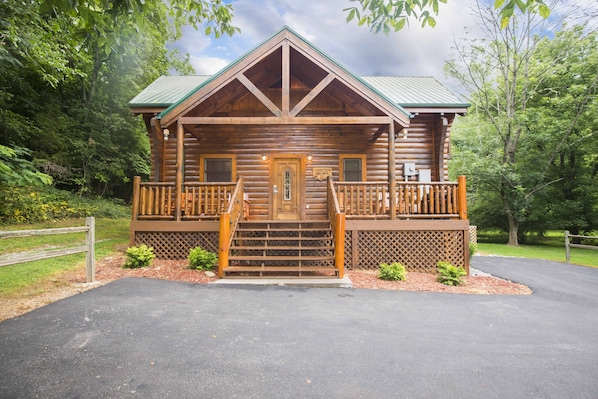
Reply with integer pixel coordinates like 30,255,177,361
282,40,290,116
175,122,184,221
335,213,346,278
565,230,570,263
388,122,397,220
130,176,141,246
85,217,95,283
457,175,468,220
218,213,231,278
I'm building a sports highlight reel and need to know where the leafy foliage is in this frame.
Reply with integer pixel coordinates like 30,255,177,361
343,0,549,33
447,8,597,245
0,0,238,202
0,185,130,225
436,261,467,286
378,262,407,281
188,247,218,271
123,245,155,269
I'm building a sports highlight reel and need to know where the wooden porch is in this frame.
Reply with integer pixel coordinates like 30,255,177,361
130,176,469,277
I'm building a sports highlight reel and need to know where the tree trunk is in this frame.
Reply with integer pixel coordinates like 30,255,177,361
502,188,519,246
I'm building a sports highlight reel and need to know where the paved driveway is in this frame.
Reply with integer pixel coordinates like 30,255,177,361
1,257,597,398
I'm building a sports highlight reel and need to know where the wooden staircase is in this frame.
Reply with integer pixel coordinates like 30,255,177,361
223,220,338,278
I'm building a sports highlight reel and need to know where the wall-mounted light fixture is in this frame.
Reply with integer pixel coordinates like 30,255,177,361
307,154,313,161
403,128,408,139
261,154,268,161
163,128,170,141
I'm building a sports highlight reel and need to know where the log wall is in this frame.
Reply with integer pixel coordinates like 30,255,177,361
147,113,448,220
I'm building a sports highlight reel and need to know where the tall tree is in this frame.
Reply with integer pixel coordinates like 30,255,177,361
0,0,238,199
447,5,597,245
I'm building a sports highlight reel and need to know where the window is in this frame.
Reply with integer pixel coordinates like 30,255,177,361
339,154,366,182
200,155,236,182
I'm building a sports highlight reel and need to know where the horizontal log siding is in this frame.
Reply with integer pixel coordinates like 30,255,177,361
148,114,440,220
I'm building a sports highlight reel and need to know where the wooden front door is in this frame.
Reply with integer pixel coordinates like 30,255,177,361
271,157,303,220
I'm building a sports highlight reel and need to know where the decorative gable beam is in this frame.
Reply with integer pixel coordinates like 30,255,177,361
237,73,282,117
368,125,388,143
179,116,391,125
282,40,290,116
290,73,335,117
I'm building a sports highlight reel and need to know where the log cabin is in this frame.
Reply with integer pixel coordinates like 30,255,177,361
128,26,470,279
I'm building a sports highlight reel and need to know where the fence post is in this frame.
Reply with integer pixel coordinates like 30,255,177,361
458,175,468,220
85,217,95,283
565,230,570,263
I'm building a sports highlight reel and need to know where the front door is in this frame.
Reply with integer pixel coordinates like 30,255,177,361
271,157,303,220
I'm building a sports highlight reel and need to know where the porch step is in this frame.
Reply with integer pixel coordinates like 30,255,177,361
226,220,337,278
222,266,338,278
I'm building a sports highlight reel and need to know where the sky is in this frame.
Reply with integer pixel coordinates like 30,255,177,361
173,0,598,99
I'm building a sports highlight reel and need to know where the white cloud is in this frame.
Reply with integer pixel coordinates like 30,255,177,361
189,55,230,75
172,0,586,96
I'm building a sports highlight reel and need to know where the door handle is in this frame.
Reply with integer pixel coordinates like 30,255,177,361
273,184,278,194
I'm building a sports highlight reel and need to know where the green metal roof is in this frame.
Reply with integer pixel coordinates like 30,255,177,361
362,76,469,108
128,26,469,112
129,75,468,109
128,75,211,107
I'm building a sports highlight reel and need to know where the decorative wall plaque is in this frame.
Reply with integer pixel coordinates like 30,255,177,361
313,168,332,181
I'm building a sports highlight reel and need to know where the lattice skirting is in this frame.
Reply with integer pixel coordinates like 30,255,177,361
469,225,477,245
134,232,219,260
344,230,466,273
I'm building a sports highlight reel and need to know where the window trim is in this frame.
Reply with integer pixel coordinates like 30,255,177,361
199,154,237,182
339,154,366,182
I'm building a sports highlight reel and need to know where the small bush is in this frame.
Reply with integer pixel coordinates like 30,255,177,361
188,247,218,271
378,262,407,281
437,261,467,286
123,245,155,269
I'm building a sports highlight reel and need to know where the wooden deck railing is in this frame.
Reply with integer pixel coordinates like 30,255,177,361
132,177,237,221
218,177,244,278
327,177,345,278
334,176,467,220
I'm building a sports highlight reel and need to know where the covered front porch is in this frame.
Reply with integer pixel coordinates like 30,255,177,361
130,175,469,278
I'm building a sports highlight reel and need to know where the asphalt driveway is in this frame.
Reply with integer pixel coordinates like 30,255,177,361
1,256,597,398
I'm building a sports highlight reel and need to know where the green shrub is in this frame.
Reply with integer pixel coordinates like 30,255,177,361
0,186,130,225
437,261,467,286
378,262,407,281
188,247,218,271
123,245,155,269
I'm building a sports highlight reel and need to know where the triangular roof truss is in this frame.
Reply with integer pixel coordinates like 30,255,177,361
158,27,412,129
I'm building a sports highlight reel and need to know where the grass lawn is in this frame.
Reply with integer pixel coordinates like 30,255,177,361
0,218,129,296
476,230,598,269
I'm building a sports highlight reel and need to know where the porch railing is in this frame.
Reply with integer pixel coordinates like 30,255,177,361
131,177,237,221
334,176,467,220
327,177,345,278
218,177,244,278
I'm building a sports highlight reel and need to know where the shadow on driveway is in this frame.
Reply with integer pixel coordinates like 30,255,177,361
1,257,597,398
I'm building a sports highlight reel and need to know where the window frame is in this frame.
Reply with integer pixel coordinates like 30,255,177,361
339,154,366,182
199,154,237,182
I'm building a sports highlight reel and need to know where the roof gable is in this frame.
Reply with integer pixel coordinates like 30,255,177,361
155,26,414,127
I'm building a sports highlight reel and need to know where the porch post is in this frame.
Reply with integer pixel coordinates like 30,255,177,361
388,122,397,219
175,121,184,221
458,175,468,220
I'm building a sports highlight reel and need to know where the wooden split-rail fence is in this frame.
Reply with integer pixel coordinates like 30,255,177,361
0,217,96,283
565,231,598,263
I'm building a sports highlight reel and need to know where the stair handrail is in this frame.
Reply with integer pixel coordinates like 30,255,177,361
218,177,244,278
327,177,345,278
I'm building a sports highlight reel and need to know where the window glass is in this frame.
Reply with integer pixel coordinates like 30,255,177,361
283,168,292,200
343,158,362,182
204,158,232,182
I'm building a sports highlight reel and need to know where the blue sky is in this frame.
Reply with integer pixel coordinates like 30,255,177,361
173,0,597,97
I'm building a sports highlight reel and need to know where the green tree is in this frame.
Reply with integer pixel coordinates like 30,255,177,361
448,10,597,245
0,0,238,200
344,0,550,33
